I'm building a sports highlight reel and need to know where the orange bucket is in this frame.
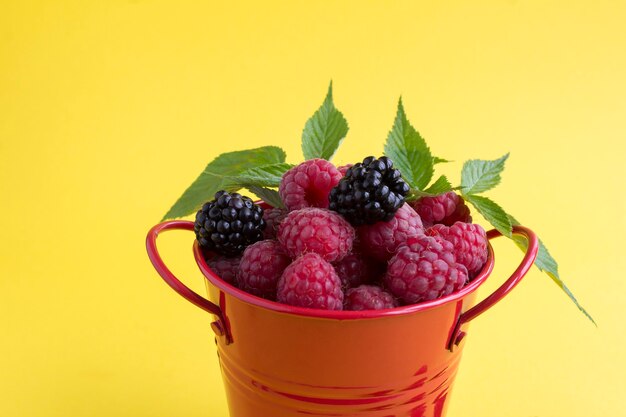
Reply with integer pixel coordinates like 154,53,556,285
146,220,538,417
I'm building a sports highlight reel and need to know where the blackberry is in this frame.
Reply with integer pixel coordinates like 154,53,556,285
194,191,266,256
328,156,410,226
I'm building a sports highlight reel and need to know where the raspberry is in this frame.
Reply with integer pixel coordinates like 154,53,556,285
410,192,472,228
262,208,288,240
329,156,411,226
277,253,344,310
194,191,266,256
332,250,385,289
426,222,488,278
357,203,424,262
337,164,353,176
344,285,397,310
238,240,291,299
279,159,342,211
384,235,468,304
278,208,354,262
206,255,241,287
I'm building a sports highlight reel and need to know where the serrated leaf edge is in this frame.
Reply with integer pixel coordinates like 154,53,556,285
248,185,285,209
461,153,510,195
383,97,434,190
464,194,513,237
301,81,349,161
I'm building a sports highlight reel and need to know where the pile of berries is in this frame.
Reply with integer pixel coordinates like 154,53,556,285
196,156,488,311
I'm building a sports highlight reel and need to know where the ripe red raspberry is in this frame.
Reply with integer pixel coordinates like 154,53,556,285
279,159,342,211
262,208,288,239
384,235,468,304
411,192,472,228
278,208,354,262
344,285,397,311
332,250,385,289
277,253,344,310
426,222,488,278
238,240,291,299
337,164,353,176
357,203,424,262
206,255,241,287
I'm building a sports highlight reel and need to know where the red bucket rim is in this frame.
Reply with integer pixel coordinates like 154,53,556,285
193,240,495,320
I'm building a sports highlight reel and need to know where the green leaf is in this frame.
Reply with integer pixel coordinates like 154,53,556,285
465,194,512,237
433,156,451,164
225,163,293,188
423,175,453,194
161,146,286,220
508,215,596,325
301,82,349,161
408,176,453,200
384,98,434,190
460,153,509,195
248,186,285,209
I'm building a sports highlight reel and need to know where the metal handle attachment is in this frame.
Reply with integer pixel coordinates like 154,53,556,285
146,220,230,341
447,225,539,351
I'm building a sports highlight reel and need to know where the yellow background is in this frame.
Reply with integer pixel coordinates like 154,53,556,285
1,1,625,416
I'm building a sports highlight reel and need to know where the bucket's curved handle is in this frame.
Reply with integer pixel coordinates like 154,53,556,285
146,221,230,341
447,225,539,351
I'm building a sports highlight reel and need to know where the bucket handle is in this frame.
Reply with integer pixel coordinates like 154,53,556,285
146,220,231,342
447,225,539,351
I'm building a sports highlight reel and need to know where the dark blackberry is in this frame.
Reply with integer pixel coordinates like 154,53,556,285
194,191,266,256
328,156,410,226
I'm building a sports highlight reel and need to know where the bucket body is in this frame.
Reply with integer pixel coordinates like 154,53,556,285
206,280,476,417
146,221,538,417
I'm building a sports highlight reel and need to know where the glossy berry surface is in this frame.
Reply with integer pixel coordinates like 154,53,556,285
276,253,344,310
277,208,354,262
344,285,397,311
332,250,385,289
238,240,291,300
262,208,288,240
426,222,488,278
205,254,241,287
329,156,410,226
194,191,266,256
337,164,353,176
357,203,424,262
384,235,468,304
279,159,342,211
411,192,472,228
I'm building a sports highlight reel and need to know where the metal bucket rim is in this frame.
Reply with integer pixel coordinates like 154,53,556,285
193,240,495,320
